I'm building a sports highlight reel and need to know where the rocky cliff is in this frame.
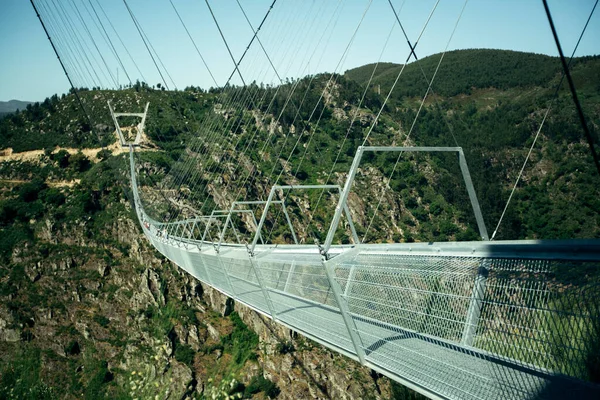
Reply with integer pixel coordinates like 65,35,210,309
0,162,405,399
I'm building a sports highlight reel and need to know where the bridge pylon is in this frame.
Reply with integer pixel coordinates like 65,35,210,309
107,101,150,147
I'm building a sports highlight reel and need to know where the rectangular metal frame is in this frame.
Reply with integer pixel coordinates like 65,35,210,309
324,146,489,253
250,184,360,254
218,200,298,251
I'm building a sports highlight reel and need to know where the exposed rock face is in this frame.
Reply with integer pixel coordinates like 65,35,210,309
0,313,20,342
200,284,392,400
0,187,396,399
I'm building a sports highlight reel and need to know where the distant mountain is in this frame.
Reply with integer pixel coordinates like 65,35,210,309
344,49,599,98
0,100,33,114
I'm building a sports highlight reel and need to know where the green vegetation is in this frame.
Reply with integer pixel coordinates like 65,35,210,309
0,86,215,153
2,50,599,244
221,312,259,366
244,372,280,398
82,359,114,400
345,49,598,98
390,380,427,400
0,347,56,399
174,344,195,366
198,312,279,399
0,48,599,399
275,340,295,355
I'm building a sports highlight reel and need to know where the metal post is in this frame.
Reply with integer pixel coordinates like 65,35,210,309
177,221,186,239
283,260,296,293
461,260,490,346
218,204,236,251
324,146,365,253
229,217,242,244
172,222,182,242
251,186,278,253
343,203,360,244
188,219,197,240
202,211,217,242
457,149,489,241
323,258,367,364
107,101,126,146
136,102,150,144
280,200,299,244
250,211,265,245
185,221,196,246
182,221,190,239
167,220,177,239
177,222,187,246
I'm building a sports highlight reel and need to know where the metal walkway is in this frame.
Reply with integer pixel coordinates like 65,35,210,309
129,147,600,399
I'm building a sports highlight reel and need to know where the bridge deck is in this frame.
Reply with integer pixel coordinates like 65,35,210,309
144,231,599,400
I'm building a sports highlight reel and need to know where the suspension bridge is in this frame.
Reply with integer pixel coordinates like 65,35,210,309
31,0,600,398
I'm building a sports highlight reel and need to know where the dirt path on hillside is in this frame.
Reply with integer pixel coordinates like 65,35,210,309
0,141,127,163
0,179,81,188
0,127,157,163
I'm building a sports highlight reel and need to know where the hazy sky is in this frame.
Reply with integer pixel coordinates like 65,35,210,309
1,0,598,102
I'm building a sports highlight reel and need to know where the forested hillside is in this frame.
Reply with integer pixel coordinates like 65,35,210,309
342,49,600,239
2,49,599,245
345,49,599,98
1,49,599,398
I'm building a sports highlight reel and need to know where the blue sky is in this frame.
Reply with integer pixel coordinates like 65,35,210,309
1,0,598,102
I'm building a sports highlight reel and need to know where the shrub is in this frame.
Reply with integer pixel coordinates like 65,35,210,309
221,312,259,366
275,341,295,355
244,374,280,398
174,344,195,366
69,152,91,172
19,178,47,202
93,314,110,327
97,149,112,161
53,149,70,168
42,188,66,206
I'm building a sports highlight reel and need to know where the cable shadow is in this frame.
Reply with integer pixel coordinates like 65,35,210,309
364,333,409,356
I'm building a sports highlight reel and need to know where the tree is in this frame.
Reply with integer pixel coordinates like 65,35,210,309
69,152,91,172
53,149,70,168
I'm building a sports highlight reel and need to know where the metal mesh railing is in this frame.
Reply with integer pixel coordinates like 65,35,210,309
327,248,600,399
335,254,479,343
474,259,600,380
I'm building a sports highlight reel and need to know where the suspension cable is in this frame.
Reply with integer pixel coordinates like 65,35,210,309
169,0,219,87
30,0,104,150
492,0,599,240
122,0,169,89
542,0,600,177
362,0,467,243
